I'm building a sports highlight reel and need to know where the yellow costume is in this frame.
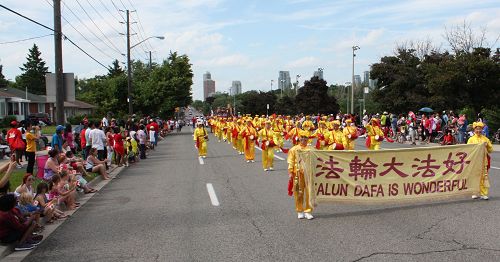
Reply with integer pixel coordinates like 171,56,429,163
193,125,208,157
328,122,348,150
365,119,384,150
259,125,277,171
287,126,303,146
343,119,358,150
467,122,493,198
241,121,257,162
312,122,331,150
301,116,314,139
273,118,285,150
287,131,313,216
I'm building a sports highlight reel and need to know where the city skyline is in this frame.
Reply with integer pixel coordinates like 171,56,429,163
0,1,498,101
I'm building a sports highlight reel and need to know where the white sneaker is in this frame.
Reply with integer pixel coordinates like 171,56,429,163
202,156,206,158
304,213,314,220
269,167,274,171
246,160,250,163
250,160,255,163
472,195,479,199
16,164,23,169
264,168,268,171
480,196,489,200
297,212,305,219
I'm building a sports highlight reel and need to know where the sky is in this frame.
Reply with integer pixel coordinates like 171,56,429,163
0,0,499,101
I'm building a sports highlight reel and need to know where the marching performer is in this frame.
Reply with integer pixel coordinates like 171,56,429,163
301,115,314,143
273,116,285,152
193,121,209,158
328,120,347,150
240,119,258,163
343,118,358,150
365,118,384,150
468,121,493,200
312,121,330,150
287,131,314,220
259,121,277,171
286,122,303,146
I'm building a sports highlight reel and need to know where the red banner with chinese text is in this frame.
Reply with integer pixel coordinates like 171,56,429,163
298,144,487,205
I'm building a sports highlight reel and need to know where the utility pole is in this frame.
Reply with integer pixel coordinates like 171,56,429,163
148,51,152,69
126,10,133,115
54,0,64,124
351,46,360,115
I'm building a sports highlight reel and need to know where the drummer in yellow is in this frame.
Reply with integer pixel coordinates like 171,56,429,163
467,121,493,200
328,120,347,150
193,121,209,158
259,121,278,171
312,121,330,150
365,118,385,150
343,118,358,150
287,130,314,220
240,119,258,163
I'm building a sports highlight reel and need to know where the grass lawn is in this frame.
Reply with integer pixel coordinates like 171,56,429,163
41,125,57,135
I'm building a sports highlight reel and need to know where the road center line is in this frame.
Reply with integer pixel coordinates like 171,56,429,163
198,157,204,165
206,183,220,206
491,166,500,170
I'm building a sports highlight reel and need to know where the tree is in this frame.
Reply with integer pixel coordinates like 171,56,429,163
295,76,339,115
17,44,49,95
107,59,124,77
370,49,429,113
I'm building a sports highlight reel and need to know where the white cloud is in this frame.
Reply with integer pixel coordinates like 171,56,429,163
286,56,319,69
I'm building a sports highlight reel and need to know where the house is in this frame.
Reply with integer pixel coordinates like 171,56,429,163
0,87,96,122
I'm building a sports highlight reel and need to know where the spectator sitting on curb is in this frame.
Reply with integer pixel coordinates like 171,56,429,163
34,182,66,222
14,173,35,198
44,148,60,181
0,193,42,251
85,148,110,180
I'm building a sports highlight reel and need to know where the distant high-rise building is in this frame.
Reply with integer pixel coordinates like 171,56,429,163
313,68,324,80
230,81,242,96
278,71,291,90
203,71,215,101
354,75,362,88
363,71,370,86
369,79,378,89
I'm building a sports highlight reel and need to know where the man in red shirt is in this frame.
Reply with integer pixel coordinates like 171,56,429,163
6,121,24,168
80,121,88,159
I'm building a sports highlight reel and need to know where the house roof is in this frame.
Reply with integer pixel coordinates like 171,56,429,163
0,87,47,102
0,87,96,109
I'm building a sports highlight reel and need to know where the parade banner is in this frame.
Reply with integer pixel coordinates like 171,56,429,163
298,144,487,205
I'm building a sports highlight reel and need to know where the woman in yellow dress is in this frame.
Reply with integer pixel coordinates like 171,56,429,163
467,121,493,200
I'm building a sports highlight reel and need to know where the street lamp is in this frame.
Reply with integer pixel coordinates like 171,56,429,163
351,45,360,114
270,79,273,92
295,74,301,96
127,35,165,114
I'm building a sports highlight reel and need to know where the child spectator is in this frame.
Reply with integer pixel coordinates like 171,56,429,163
442,130,455,145
0,194,42,251
149,126,156,150
34,182,65,222
16,192,42,233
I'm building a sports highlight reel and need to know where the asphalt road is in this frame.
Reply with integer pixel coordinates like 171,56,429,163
25,127,500,262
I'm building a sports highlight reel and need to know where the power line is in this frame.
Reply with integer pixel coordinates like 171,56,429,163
73,0,123,54
0,3,108,69
98,0,123,23
85,0,122,35
61,0,122,56
0,33,53,45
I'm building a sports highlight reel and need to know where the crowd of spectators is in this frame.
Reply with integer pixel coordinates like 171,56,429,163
0,114,171,252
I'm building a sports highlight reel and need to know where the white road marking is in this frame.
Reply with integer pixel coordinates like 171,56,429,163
255,146,285,160
491,166,500,170
198,157,204,165
206,183,220,206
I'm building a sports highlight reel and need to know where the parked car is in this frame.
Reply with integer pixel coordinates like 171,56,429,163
28,113,51,125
